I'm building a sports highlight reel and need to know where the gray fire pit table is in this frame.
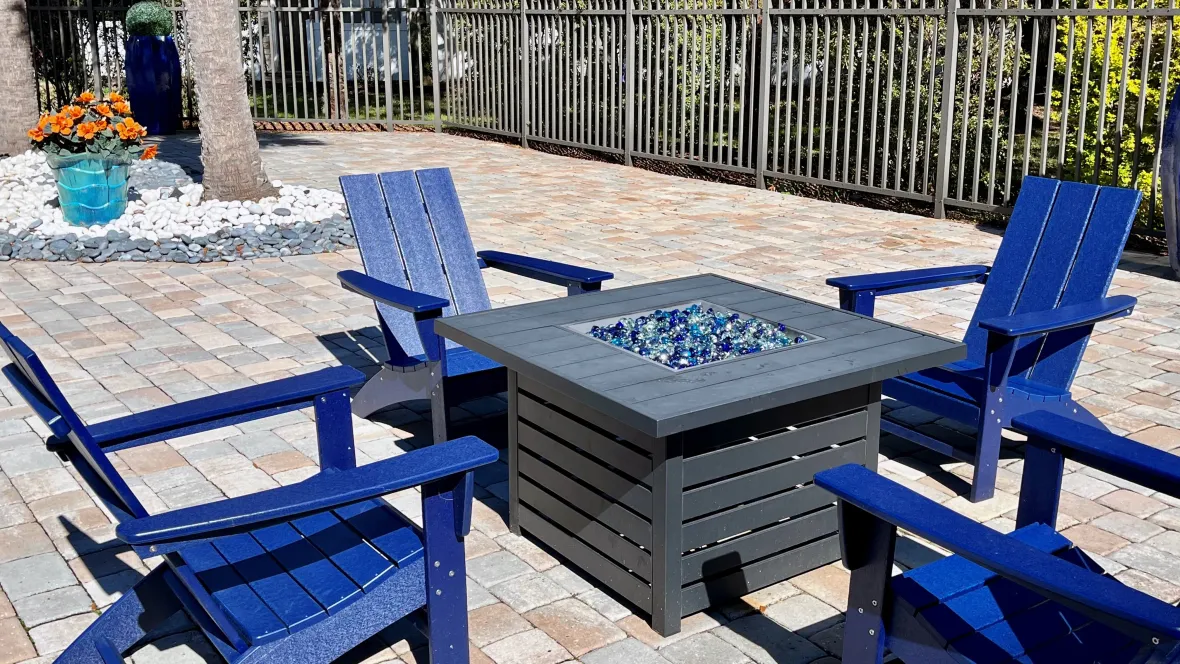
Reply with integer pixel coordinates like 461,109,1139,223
435,274,965,636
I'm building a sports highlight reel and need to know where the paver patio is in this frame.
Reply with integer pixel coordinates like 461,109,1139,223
0,130,1178,664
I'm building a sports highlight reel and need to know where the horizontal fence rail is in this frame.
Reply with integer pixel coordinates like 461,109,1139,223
28,0,1180,233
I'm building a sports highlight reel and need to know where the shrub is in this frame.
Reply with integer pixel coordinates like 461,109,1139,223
126,1,173,37
28,91,156,163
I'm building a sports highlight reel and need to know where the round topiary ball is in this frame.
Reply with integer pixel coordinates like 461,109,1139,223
125,1,173,37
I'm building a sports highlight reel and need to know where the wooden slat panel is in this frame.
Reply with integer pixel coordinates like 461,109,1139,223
962,176,1059,363
520,478,653,580
683,386,871,453
182,542,289,645
460,281,752,339
682,411,867,487
376,171,456,317
517,448,652,544
679,536,841,615
212,533,327,632
607,327,917,406
518,505,653,611
1030,185,1140,388
290,511,394,590
448,274,730,331
639,336,963,434
518,374,661,452
682,484,836,550
334,500,423,567
518,393,652,481
415,168,493,315
683,441,866,520
519,427,652,517
681,507,838,583
339,173,423,358
250,523,362,615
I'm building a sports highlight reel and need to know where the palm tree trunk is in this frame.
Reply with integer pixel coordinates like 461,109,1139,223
0,0,39,157
187,0,276,201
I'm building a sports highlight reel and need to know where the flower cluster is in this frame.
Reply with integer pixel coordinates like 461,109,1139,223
28,92,156,162
588,303,810,370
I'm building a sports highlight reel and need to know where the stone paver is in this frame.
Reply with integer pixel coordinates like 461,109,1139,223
0,129,1178,663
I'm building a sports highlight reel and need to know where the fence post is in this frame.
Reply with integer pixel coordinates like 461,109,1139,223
521,0,529,148
755,0,772,189
624,0,635,167
86,0,102,94
431,0,442,132
933,0,959,218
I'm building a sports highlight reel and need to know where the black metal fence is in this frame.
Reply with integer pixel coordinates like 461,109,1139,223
27,0,1180,232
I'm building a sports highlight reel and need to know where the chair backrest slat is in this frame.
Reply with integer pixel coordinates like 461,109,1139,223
963,177,1059,364
378,171,458,318
341,173,426,360
0,325,147,519
415,168,493,315
1030,186,1141,387
344,168,494,362
962,176,1139,391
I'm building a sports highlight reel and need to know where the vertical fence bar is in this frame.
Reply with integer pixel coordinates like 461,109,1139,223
755,0,772,187
431,0,443,130
625,0,634,165
522,0,531,145
933,0,957,217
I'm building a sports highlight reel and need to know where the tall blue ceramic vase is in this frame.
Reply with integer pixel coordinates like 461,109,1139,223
1163,84,1180,278
124,35,182,135
47,155,131,226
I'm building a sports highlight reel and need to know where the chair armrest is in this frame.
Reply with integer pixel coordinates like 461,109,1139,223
815,463,1180,643
978,295,1137,337
826,265,990,294
477,250,613,291
116,436,499,551
89,366,365,452
1013,412,1180,498
338,270,449,314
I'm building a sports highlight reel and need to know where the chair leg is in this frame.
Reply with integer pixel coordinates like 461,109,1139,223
352,365,431,419
840,502,896,664
423,475,471,664
56,565,183,664
970,391,1003,503
430,372,452,446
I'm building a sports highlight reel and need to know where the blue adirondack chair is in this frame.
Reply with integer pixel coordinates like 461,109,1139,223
826,176,1141,502
0,322,498,664
337,167,613,442
815,411,1180,663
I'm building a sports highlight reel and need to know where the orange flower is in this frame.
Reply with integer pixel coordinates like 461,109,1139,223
76,121,100,140
27,127,46,142
112,101,131,115
107,92,124,103
140,144,158,160
36,114,52,130
115,117,146,140
64,105,84,120
48,113,74,134
95,104,113,118
94,119,108,132
75,91,96,103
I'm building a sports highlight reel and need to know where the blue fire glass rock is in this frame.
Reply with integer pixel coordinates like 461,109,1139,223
588,304,809,370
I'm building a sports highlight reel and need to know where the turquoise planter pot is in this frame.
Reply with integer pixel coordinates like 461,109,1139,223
48,156,131,226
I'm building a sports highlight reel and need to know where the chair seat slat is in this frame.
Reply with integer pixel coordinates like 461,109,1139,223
290,511,395,590
182,542,289,646
212,533,327,632
334,500,424,567
251,522,363,615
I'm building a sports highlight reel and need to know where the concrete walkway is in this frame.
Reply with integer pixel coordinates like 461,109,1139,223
0,131,1178,664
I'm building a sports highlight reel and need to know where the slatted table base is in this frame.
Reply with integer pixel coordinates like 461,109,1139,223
507,371,880,636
